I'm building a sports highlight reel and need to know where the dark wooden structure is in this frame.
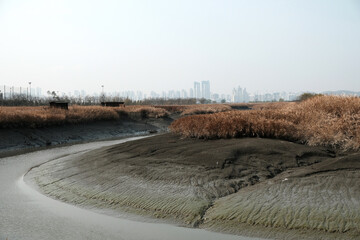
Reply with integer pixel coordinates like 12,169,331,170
101,101,125,107
49,101,69,110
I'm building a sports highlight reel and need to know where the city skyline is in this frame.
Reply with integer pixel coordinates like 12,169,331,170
2,77,358,99
1,1,359,95
3,80,359,104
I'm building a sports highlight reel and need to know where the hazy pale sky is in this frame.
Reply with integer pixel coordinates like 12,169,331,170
0,0,359,95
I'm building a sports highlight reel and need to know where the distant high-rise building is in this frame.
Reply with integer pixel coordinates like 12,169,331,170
212,93,219,102
162,91,167,99
136,91,143,100
150,91,158,98
201,80,210,99
232,88,237,102
273,92,280,101
237,86,243,102
243,88,249,102
231,86,249,103
175,90,181,98
168,90,175,99
194,81,201,99
189,88,194,98
36,87,42,97
181,89,188,98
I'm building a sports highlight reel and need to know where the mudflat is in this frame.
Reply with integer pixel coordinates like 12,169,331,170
26,133,360,239
0,116,172,158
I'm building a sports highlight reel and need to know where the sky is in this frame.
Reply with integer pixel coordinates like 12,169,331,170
0,0,359,95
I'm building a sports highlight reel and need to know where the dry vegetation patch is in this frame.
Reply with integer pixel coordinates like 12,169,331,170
154,105,187,113
180,104,232,116
153,104,232,115
0,105,169,128
0,103,232,128
121,105,169,118
170,96,360,151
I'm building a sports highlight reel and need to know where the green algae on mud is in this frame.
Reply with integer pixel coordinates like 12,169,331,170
25,133,360,239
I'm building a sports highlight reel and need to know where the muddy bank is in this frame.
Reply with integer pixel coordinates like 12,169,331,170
0,116,172,157
25,133,360,239
202,153,360,239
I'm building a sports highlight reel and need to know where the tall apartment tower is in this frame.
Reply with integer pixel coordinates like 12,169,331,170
237,86,243,102
194,81,201,99
201,80,210,99
189,88,194,98
243,88,249,103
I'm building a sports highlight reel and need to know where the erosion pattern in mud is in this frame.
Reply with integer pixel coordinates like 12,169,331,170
25,134,360,239
203,154,360,239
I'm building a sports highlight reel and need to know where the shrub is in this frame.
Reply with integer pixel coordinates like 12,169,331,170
298,92,323,101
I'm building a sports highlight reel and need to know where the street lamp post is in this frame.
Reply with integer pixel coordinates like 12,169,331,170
28,82,32,100
101,85,104,102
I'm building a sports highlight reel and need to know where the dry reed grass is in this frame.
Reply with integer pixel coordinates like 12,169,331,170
170,96,360,151
180,104,232,116
0,105,169,128
250,101,296,110
154,105,187,113
122,105,169,118
153,104,231,115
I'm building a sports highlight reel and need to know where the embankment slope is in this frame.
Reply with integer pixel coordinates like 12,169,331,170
0,116,171,157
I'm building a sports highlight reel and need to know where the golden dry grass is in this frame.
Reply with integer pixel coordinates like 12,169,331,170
154,105,188,113
229,102,293,110
0,104,232,129
179,104,232,116
0,105,169,128
153,104,232,115
170,96,360,151
123,105,169,118
249,101,296,110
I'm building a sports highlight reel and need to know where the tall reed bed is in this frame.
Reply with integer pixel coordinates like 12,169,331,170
123,106,169,118
154,104,232,115
179,104,232,116
170,96,360,151
0,105,169,128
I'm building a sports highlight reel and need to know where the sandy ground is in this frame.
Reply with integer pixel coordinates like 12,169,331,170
25,133,360,239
